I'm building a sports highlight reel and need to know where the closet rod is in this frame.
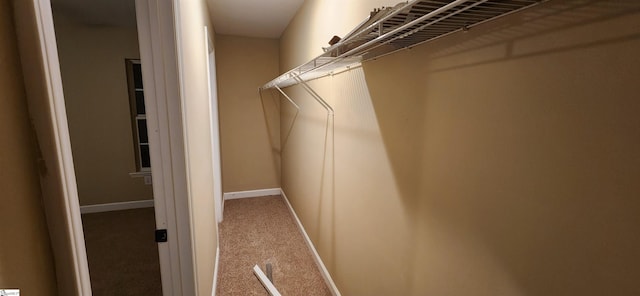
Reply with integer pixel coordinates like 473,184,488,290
253,265,281,296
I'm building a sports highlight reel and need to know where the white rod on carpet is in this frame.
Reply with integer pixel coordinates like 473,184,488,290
253,265,281,296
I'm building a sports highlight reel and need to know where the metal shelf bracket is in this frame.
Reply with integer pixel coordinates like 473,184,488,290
292,74,334,116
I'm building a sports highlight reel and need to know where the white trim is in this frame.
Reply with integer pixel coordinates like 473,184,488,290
223,188,282,201
204,26,223,224
172,2,200,295
129,171,152,177
280,189,341,296
253,265,282,296
211,246,220,296
80,200,155,214
20,0,92,294
136,1,193,295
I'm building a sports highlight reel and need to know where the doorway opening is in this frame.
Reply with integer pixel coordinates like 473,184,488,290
50,0,161,294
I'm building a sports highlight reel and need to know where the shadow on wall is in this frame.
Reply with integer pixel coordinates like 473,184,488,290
425,0,640,73
259,88,283,181
361,0,640,294
277,76,337,262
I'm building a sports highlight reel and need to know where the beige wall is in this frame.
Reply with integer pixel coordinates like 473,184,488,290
216,35,280,192
174,1,219,295
0,0,58,293
280,0,640,295
53,10,152,206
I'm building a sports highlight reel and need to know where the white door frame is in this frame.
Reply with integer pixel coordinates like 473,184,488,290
136,1,195,295
205,27,223,294
204,26,224,223
27,0,196,295
15,0,91,294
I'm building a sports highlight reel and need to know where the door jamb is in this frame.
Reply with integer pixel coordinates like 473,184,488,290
204,26,223,224
135,1,195,295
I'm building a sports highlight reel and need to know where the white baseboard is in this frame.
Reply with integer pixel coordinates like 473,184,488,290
280,189,341,296
80,199,154,214
223,188,281,201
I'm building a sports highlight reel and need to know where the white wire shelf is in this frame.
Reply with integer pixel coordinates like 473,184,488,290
261,0,544,90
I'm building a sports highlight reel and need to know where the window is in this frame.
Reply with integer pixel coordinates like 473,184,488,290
125,59,150,172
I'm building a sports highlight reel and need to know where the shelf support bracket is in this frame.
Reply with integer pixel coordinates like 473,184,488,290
292,74,334,116
274,85,300,110
258,86,300,149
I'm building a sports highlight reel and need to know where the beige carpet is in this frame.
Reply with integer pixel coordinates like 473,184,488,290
217,196,332,295
82,208,162,296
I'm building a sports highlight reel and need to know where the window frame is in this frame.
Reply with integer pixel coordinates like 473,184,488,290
125,59,151,172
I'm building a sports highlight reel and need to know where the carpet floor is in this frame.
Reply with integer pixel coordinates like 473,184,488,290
217,196,332,295
82,208,162,296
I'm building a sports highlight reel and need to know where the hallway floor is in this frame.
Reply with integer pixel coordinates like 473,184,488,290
217,195,331,295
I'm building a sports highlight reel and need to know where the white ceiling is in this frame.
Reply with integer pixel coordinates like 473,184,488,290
50,0,305,38
207,0,305,38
